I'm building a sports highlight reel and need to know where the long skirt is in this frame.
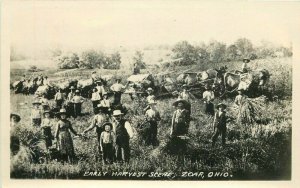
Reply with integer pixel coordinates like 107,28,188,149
42,127,53,148
57,131,75,158
73,103,82,118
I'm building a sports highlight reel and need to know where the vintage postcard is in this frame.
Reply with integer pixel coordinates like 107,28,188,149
1,1,300,188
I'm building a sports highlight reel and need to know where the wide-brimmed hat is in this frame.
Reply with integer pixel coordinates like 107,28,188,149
237,88,244,92
147,87,153,91
182,84,188,88
43,110,51,116
32,100,41,105
173,99,189,107
11,113,21,122
113,110,124,116
102,92,108,96
93,88,98,92
243,58,250,63
70,86,75,90
75,90,80,93
102,122,113,129
217,103,227,109
96,80,102,83
58,108,67,115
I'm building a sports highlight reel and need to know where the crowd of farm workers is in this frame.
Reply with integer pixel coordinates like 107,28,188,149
10,59,252,164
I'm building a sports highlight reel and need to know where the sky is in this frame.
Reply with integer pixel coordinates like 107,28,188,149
8,1,300,57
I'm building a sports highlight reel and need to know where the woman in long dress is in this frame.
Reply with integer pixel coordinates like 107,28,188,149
55,108,79,163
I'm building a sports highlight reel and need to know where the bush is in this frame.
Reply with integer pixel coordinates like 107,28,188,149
57,53,80,69
172,41,200,65
80,50,106,69
103,52,121,69
206,40,226,63
132,51,146,69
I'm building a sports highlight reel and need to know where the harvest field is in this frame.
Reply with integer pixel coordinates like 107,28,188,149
10,57,292,180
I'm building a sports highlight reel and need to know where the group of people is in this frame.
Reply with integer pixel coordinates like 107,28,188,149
11,61,251,165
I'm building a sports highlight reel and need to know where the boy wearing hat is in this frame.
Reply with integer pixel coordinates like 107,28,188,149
31,100,42,127
99,92,111,115
212,103,228,147
203,84,215,116
171,99,190,137
54,89,65,109
143,87,156,113
110,78,126,106
82,105,108,157
41,111,54,151
145,100,161,146
112,110,134,163
71,90,85,118
100,122,116,164
242,58,250,73
91,88,101,114
234,89,247,106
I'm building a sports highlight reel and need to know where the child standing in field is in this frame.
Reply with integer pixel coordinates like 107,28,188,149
212,103,228,147
31,100,42,127
91,88,101,114
100,122,116,164
41,111,54,152
234,89,247,107
203,85,215,116
99,92,111,116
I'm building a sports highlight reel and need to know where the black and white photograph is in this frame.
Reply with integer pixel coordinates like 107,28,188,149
1,0,300,185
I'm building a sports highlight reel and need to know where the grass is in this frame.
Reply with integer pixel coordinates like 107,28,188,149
10,57,292,180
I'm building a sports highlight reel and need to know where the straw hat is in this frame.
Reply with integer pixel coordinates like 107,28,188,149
147,87,153,91
75,90,80,93
173,99,189,107
217,103,227,109
70,86,75,90
58,108,67,115
10,113,21,122
32,100,41,105
102,122,113,129
243,58,250,63
43,110,52,116
112,110,123,116
102,92,108,96
96,104,106,111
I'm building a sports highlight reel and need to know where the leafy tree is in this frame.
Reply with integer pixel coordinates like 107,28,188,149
132,51,146,69
225,44,239,61
234,38,254,58
80,50,106,69
206,40,226,63
57,53,80,69
172,41,200,65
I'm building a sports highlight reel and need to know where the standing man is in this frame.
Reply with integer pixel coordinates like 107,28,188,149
91,88,101,114
145,100,161,146
110,78,126,106
82,105,108,158
54,89,65,109
95,80,106,99
203,84,215,116
212,103,228,147
112,110,134,163
71,90,85,118
66,86,76,117
241,58,250,73
170,99,190,137
234,89,247,107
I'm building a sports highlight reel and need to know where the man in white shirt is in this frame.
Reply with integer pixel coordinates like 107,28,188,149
112,110,134,163
95,80,106,99
91,88,101,113
83,105,108,157
145,100,161,146
110,78,126,106
203,85,215,116
234,89,247,106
